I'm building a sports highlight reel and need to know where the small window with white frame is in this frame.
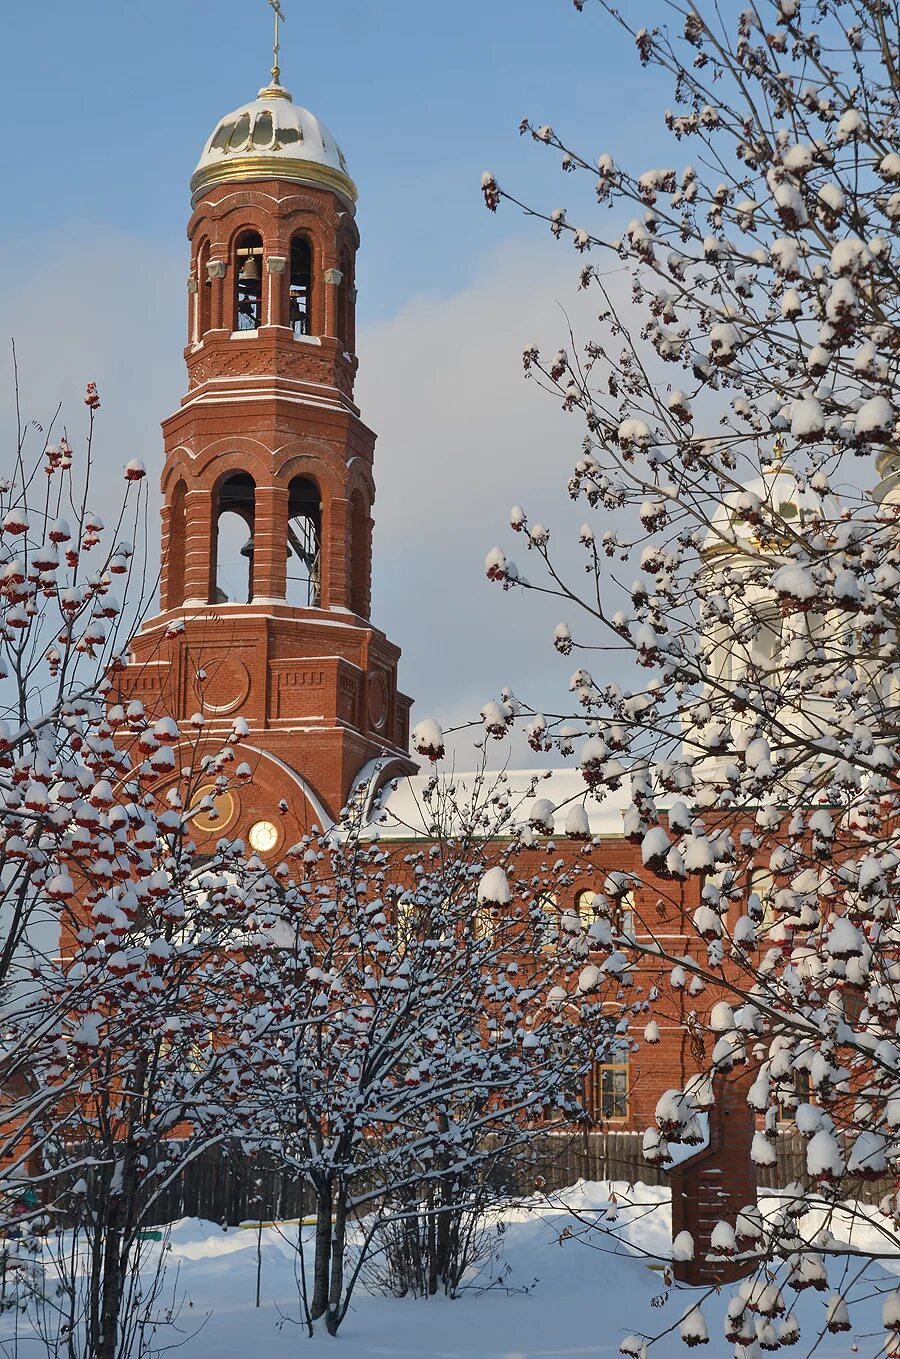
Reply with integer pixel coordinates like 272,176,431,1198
777,1070,811,1125
590,1057,629,1121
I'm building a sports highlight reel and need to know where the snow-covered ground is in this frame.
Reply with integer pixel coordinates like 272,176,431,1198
3,1182,900,1358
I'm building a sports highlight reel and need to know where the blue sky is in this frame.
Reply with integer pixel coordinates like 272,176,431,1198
8,0,671,320
5,1,675,752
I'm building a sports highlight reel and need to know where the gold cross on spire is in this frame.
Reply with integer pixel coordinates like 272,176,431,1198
268,0,286,85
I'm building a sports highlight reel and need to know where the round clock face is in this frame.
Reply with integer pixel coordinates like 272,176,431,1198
191,786,236,834
248,819,279,853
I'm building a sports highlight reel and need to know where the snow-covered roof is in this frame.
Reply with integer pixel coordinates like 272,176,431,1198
191,84,357,206
702,460,840,555
358,767,630,842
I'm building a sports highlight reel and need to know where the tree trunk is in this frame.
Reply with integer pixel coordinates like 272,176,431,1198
98,1216,123,1359
310,1177,332,1320
436,1174,452,1293
325,1182,347,1335
86,1205,103,1359
426,1183,438,1296
97,1139,141,1359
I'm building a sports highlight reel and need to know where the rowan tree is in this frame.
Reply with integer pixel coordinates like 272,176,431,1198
227,760,622,1335
476,0,900,1349
0,377,281,1358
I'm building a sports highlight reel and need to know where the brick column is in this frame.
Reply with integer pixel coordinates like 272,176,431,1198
159,500,173,610
325,496,350,609
323,267,342,338
252,484,289,602
266,256,288,328
183,489,215,605
208,261,228,331
187,276,198,348
671,1069,757,1286
349,498,372,619
358,513,372,618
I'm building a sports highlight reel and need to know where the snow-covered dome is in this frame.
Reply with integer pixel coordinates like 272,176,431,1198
702,460,840,556
191,83,357,207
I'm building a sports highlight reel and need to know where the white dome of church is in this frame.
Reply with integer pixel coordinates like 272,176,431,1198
191,83,356,206
702,459,840,556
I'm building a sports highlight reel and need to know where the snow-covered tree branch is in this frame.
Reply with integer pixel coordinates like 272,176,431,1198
476,0,900,1348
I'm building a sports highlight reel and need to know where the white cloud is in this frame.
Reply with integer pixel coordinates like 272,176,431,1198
0,229,183,532
358,239,615,756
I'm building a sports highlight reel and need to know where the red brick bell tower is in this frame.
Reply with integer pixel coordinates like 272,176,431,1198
122,71,413,850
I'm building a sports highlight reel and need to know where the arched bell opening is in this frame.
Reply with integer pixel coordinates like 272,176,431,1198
750,609,782,674
289,235,313,338
213,472,256,603
234,231,264,332
286,476,321,608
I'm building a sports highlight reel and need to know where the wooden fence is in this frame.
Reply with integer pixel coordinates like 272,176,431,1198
30,1130,870,1231
141,1148,311,1227
128,1130,884,1229
756,1132,897,1203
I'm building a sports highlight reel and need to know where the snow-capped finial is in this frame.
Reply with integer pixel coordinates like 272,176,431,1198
763,431,788,474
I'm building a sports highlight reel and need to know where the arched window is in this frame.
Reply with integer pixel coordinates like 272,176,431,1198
777,1070,811,1125
472,905,494,943
234,231,263,332
534,891,560,951
751,609,782,672
213,472,255,603
575,889,597,930
349,491,369,618
197,240,211,338
166,480,186,609
286,476,321,607
749,865,776,934
577,888,635,940
394,894,417,956
289,236,313,337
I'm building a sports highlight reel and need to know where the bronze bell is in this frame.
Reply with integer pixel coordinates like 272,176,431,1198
238,254,262,283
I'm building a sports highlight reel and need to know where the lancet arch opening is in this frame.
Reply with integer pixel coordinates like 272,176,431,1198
214,472,256,603
286,476,322,608
290,236,313,338
197,239,212,338
234,231,264,331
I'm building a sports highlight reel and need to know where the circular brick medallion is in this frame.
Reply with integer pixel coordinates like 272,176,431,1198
368,672,389,731
203,657,251,714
